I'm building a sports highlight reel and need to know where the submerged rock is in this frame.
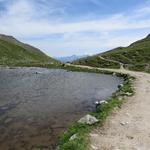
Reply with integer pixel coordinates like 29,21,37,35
78,114,99,125
113,72,116,76
35,72,43,74
4,118,13,124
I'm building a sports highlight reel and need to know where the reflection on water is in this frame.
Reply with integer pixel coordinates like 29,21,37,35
0,68,123,150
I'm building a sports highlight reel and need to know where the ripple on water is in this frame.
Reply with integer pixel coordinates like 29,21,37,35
0,68,123,149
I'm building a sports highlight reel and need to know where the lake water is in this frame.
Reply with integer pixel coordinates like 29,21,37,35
0,68,123,150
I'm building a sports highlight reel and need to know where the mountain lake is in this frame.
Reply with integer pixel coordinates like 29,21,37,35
0,68,123,150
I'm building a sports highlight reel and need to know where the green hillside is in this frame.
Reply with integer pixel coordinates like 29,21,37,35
73,34,150,72
0,34,59,67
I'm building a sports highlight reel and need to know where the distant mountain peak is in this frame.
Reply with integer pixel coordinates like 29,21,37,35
56,55,88,63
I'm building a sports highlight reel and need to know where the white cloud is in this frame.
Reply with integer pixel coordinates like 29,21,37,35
0,0,150,56
0,11,150,37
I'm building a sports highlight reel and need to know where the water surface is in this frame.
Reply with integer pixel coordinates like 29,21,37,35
0,68,123,150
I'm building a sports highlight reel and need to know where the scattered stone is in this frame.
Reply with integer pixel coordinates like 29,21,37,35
69,134,77,141
127,135,134,139
4,118,13,124
126,113,130,116
95,100,108,109
89,133,99,137
91,145,98,150
118,97,124,101
120,122,125,126
125,92,133,96
100,100,108,104
120,121,129,126
132,147,141,150
27,117,34,123
129,78,133,82
111,132,117,136
35,72,43,74
123,96,127,99
113,72,116,76
95,100,108,105
1,107,8,110
118,84,123,89
78,114,99,125
95,101,99,105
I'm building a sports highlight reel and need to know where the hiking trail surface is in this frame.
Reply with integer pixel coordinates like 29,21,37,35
68,64,150,150
98,56,124,69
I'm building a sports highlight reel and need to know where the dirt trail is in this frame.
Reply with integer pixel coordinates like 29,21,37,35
68,64,150,150
98,56,124,69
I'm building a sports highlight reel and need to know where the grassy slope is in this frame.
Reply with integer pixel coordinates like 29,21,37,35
73,34,150,72
0,34,59,66
73,55,120,69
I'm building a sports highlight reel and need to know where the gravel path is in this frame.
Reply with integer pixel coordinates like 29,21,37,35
68,64,150,150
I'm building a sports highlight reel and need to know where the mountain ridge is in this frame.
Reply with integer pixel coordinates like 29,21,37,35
0,34,59,66
73,34,150,72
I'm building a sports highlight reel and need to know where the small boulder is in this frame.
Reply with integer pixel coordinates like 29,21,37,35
99,100,108,104
118,84,123,89
69,134,77,141
95,100,108,105
95,100,108,108
78,114,99,125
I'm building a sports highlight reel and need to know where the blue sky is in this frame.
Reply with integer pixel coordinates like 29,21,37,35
0,0,150,56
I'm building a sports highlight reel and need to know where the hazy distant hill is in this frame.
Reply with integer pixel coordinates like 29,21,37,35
0,34,59,66
56,55,88,63
74,34,150,72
